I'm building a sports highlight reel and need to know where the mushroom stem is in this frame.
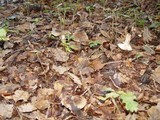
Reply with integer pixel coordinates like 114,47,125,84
123,33,131,45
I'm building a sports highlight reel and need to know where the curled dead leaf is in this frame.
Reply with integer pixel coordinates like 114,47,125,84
52,48,69,62
52,65,69,74
67,72,82,85
73,30,89,45
18,103,37,113
151,66,160,84
12,90,30,102
54,81,64,96
61,95,87,111
35,100,50,110
0,103,13,118
143,27,152,43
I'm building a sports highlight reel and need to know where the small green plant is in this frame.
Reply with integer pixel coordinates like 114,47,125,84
61,34,77,52
0,28,9,41
97,88,138,112
85,5,94,14
89,41,101,48
32,18,40,24
136,19,147,27
149,21,160,29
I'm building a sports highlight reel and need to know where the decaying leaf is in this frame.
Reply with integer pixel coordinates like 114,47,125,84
37,88,54,100
156,45,160,51
32,111,55,120
50,28,61,37
52,48,69,62
18,103,37,113
0,103,13,118
54,81,64,96
151,66,160,84
61,95,87,111
0,83,19,95
52,64,69,74
67,72,82,85
143,45,155,54
112,72,130,87
16,22,32,32
35,100,50,110
143,27,152,43
148,102,160,120
73,30,89,45
12,90,30,102
91,59,105,71
28,79,38,90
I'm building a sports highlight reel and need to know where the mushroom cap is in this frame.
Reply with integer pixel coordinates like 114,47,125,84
118,43,132,51
118,33,132,51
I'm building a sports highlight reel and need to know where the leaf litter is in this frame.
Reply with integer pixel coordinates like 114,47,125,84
0,0,160,119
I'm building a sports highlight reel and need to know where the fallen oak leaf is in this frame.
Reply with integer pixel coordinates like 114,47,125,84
12,90,30,102
17,103,37,113
67,72,82,85
35,100,50,110
52,64,69,74
61,95,87,111
91,59,105,71
143,27,152,43
0,103,13,118
52,48,69,62
53,81,64,96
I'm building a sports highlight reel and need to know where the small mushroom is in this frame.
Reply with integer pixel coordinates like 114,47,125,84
118,33,132,51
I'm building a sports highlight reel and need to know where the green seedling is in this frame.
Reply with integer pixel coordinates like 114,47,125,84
61,34,78,52
149,21,160,29
89,41,101,48
97,88,138,112
136,19,147,27
85,5,94,14
0,28,9,41
134,52,143,59
32,18,40,24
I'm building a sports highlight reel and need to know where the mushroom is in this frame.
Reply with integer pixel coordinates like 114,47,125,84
118,33,132,51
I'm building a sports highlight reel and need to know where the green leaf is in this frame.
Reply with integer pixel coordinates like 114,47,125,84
97,92,119,101
149,21,160,29
97,88,119,101
0,28,9,41
89,41,101,48
118,91,138,112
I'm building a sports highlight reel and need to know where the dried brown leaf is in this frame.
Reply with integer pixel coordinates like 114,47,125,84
112,72,130,87
0,83,19,96
151,66,160,84
37,88,54,100
12,90,30,102
73,31,89,45
52,48,69,62
54,81,64,96
18,103,37,113
16,22,32,32
35,100,50,110
61,95,87,111
91,59,105,71
52,65,69,74
143,27,152,43
148,102,160,120
67,72,82,85
0,103,13,118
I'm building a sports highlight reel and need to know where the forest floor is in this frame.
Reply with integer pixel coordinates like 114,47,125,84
0,0,160,120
